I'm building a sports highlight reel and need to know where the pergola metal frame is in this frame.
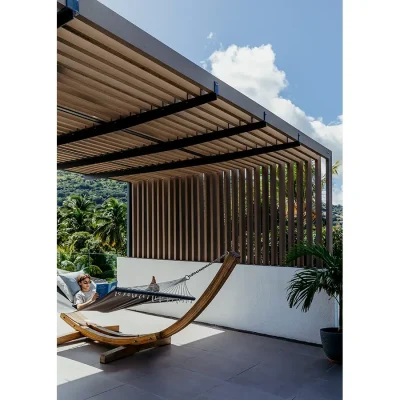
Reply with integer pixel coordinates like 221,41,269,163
87,140,301,179
57,91,218,145
57,120,268,169
57,0,333,263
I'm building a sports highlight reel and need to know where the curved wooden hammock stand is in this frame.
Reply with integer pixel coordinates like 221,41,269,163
57,251,239,363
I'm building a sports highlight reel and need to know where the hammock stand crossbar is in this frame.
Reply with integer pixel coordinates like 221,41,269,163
57,251,239,363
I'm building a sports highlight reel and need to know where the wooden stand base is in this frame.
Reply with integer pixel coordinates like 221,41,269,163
100,337,171,364
57,325,120,345
57,324,171,364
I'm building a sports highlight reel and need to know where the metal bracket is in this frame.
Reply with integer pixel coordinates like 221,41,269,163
66,0,80,15
214,81,219,95
58,0,79,29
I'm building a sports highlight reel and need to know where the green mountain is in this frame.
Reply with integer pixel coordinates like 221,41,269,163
57,171,128,206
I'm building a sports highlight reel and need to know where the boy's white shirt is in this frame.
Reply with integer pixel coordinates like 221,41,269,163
74,288,96,305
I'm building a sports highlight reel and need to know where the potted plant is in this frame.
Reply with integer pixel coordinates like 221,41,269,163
285,242,342,363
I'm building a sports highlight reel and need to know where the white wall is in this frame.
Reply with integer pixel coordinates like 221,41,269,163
117,257,336,344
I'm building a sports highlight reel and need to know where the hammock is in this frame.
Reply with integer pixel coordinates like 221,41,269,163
58,251,240,364
72,252,228,313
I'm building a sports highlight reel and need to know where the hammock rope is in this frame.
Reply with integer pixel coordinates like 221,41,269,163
185,251,229,280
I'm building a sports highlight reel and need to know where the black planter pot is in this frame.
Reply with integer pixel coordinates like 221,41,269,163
320,328,342,364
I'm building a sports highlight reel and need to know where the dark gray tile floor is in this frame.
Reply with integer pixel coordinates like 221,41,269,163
58,324,342,400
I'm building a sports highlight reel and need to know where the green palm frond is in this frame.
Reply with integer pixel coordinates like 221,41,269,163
60,260,76,272
93,198,126,253
286,268,326,312
84,265,103,276
285,241,342,330
285,242,337,269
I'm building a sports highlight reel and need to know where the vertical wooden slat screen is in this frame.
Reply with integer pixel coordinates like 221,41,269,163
279,164,286,265
306,159,313,266
156,180,161,259
246,168,254,265
231,170,238,254
262,166,269,265
150,181,155,258
219,172,225,254
209,174,216,260
161,180,166,259
315,157,322,267
128,155,327,266
132,183,137,258
326,158,333,253
287,162,294,265
246,168,254,264
167,179,173,259
239,169,246,264
190,176,196,260
254,167,261,265
144,181,148,258
223,171,231,252
214,173,219,257
142,181,147,258
216,172,223,256
174,178,180,260
203,174,210,261
296,161,304,267
179,178,184,260
270,165,277,265
185,177,191,261
171,179,175,260
147,181,152,259
136,182,142,258
213,173,219,259
197,175,204,261
205,174,210,260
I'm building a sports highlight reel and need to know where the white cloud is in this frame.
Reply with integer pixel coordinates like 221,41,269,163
206,44,343,204
206,32,214,39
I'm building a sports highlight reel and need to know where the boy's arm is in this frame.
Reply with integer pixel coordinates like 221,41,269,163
75,292,99,310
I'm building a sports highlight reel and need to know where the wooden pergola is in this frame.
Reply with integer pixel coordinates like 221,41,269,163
57,0,333,266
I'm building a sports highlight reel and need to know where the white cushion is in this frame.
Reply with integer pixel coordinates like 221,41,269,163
57,269,96,303
57,275,74,303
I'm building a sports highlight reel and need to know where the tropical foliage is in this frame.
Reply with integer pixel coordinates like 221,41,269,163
57,194,126,278
285,242,343,330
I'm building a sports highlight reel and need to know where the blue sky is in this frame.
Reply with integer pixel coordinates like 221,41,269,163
99,0,342,123
99,0,343,203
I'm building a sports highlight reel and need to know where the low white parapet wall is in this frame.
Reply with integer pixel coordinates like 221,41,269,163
117,257,336,344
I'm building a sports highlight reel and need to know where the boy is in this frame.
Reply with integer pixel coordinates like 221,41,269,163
74,274,99,310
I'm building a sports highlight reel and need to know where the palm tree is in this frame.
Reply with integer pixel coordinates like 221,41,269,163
285,242,342,330
94,198,127,254
57,246,103,276
59,195,95,234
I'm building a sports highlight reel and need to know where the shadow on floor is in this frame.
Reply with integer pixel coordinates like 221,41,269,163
57,324,342,400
